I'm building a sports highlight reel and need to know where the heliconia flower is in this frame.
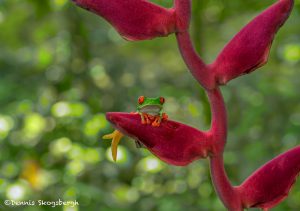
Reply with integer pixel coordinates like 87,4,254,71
209,0,294,85
237,145,300,210
71,0,191,41
105,112,214,166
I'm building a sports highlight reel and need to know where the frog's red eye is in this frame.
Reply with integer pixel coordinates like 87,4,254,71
138,96,145,104
159,97,165,104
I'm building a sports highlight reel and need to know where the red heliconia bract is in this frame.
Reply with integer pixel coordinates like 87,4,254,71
238,146,300,210
106,112,212,166
210,0,294,85
72,0,177,41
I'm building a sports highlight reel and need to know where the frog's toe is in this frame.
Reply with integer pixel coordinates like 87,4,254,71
144,114,151,124
141,119,147,124
162,113,168,120
152,122,160,127
151,117,161,127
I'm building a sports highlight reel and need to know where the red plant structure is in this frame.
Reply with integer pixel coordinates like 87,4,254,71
71,0,297,210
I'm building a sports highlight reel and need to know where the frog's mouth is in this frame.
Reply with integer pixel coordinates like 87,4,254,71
139,105,162,116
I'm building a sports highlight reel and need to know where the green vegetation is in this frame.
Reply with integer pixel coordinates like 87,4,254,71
0,0,299,210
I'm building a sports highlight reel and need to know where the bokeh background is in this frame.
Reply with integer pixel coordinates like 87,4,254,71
0,0,300,210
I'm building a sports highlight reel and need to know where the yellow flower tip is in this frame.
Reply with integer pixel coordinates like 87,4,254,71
102,133,114,139
103,130,124,162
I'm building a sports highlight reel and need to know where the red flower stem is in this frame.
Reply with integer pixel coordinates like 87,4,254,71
176,31,215,90
176,15,239,209
207,88,227,152
210,155,242,211
207,89,241,210
174,0,191,32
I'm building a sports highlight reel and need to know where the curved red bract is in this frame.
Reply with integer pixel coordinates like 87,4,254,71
72,0,177,41
106,112,213,166
237,146,300,210
210,0,294,85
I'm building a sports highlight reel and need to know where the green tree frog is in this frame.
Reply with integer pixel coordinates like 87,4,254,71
136,96,168,127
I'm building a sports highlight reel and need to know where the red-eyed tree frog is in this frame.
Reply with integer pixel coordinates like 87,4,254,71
136,96,168,127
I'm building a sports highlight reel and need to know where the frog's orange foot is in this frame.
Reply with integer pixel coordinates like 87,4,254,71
152,121,160,127
152,116,161,127
141,116,148,124
140,113,151,125
144,114,150,124
130,111,138,115
162,113,168,121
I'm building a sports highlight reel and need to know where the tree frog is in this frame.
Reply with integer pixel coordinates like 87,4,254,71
136,96,168,127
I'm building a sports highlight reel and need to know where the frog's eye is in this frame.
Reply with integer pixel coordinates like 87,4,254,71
159,97,165,104
138,96,145,104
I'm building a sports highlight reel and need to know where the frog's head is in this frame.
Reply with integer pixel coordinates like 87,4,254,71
137,96,165,115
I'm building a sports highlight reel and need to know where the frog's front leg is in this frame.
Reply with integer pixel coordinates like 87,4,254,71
139,112,150,125
139,112,146,124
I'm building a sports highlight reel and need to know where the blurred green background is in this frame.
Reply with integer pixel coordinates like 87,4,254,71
0,0,300,210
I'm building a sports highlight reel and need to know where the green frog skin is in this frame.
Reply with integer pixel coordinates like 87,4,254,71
136,96,168,127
